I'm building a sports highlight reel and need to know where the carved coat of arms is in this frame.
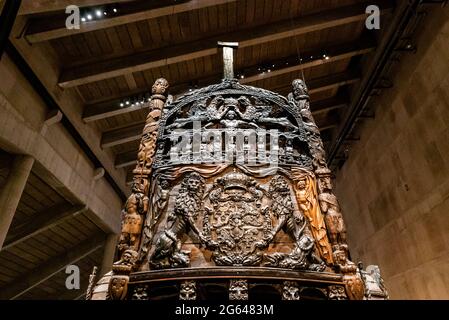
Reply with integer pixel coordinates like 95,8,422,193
203,170,271,266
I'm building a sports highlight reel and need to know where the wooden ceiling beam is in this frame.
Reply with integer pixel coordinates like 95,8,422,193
59,1,392,88
0,234,106,300
311,96,348,116
272,70,361,96
2,204,87,250
115,150,137,169
19,0,136,15
83,40,373,122
25,0,237,42
104,71,358,149
101,122,145,148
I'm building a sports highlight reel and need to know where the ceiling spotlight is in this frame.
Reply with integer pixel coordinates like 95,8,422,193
189,88,193,92
272,64,275,67
113,8,118,13
81,17,86,22
325,56,330,60
120,102,124,107
267,69,271,73
125,101,130,105
148,98,151,101
136,101,140,105
104,11,107,15
95,10,102,17
240,75,244,79
87,14,93,20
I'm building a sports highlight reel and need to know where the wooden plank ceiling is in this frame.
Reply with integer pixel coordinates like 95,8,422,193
18,0,393,184
0,149,105,300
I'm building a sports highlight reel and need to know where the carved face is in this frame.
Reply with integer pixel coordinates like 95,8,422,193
292,79,308,96
271,175,290,193
122,250,138,265
151,78,169,95
334,249,347,265
319,176,332,192
132,178,146,194
187,177,201,191
227,110,236,120
297,179,307,190
160,179,170,189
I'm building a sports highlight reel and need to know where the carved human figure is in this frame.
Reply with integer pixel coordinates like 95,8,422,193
288,79,326,169
138,179,171,263
216,110,259,129
317,170,347,249
118,178,149,256
114,249,138,269
293,175,333,264
150,172,206,268
152,77,169,95
334,246,364,300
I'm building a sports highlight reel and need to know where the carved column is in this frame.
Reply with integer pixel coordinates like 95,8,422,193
116,78,169,264
110,79,169,300
0,155,34,249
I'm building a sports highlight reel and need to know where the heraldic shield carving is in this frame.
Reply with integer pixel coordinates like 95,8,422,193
87,44,388,301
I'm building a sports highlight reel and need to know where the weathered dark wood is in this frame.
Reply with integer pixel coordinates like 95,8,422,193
58,1,391,88
102,71,358,149
3,204,87,250
19,0,136,15
130,267,344,284
25,0,237,43
82,40,373,122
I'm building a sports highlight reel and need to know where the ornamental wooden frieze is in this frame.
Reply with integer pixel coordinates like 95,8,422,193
91,44,388,301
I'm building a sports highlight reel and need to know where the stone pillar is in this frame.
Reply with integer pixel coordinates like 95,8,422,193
100,233,119,276
0,155,34,249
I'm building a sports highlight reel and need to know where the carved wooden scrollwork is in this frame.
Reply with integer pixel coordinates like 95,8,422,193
282,281,300,300
97,74,385,300
229,279,248,300
179,280,197,300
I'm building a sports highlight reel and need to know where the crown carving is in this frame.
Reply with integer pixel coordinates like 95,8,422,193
222,170,251,190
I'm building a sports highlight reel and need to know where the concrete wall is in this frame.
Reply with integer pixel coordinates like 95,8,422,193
334,7,449,299
0,52,122,234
